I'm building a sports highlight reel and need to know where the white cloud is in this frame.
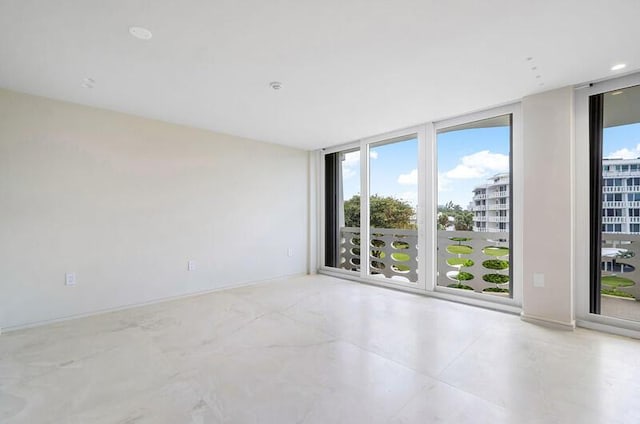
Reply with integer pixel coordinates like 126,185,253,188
444,150,509,180
438,172,452,192
397,191,417,206
606,144,640,159
341,150,377,179
397,169,418,185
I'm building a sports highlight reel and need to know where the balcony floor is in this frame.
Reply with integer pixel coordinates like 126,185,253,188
601,295,640,321
1,275,639,423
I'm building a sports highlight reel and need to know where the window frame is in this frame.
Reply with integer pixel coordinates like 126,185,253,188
575,72,640,334
318,104,522,312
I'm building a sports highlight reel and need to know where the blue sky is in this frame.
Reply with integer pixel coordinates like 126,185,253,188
340,120,640,212
341,126,510,209
603,123,640,157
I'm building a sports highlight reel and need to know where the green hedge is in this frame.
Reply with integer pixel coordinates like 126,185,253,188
446,245,473,254
482,259,509,270
447,258,474,267
455,271,474,281
482,274,509,284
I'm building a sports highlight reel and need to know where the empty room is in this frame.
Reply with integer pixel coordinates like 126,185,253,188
2,1,640,423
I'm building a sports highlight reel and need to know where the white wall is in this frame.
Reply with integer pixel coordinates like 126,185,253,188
0,89,309,330
521,87,575,328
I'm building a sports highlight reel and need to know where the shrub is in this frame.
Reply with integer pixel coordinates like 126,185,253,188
483,287,509,293
482,274,509,284
449,237,472,242
447,258,474,267
456,271,474,281
446,245,473,254
448,283,474,290
482,259,509,270
601,288,635,299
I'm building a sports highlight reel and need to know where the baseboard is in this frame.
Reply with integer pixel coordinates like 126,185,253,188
520,312,576,330
1,272,307,333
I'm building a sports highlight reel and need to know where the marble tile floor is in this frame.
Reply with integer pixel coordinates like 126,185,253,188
1,274,640,423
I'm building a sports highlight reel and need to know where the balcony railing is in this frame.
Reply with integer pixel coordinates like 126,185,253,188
488,190,509,198
603,216,626,223
339,227,418,282
338,228,640,304
487,216,509,222
488,203,509,210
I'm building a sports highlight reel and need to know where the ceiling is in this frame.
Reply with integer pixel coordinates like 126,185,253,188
1,0,639,150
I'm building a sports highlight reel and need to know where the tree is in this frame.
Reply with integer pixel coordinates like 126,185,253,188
453,210,474,231
343,195,416,229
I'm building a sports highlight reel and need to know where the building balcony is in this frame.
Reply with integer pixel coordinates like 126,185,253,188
488,204,509,210
603,216,626,223
488,190,509,198
473,205,487,211
473,194,487,200
487,216,509,222
602,201,626,208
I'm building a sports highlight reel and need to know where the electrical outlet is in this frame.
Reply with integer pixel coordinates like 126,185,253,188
65,273,76,286
287,248,294,257
188,260,196,271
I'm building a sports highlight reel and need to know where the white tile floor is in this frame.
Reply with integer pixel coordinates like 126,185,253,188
1,275,640,423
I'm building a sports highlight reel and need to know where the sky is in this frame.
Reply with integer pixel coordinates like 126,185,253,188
340,121,640,211
603,123,640,157
341,126,510,209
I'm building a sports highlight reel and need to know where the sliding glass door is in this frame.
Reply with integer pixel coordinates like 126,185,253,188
590,84,640,322
321,109,518,304
368,136,419,283
324,147,361,272
436,115,513,298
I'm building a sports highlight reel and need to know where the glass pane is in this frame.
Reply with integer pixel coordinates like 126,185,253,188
436,115,512,297
324,149,360,271
599,85,640,321
368,137,418,283
340,149,361,272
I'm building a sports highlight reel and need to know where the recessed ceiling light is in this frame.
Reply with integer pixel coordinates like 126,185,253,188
129,26,153,40
611,63,626,71
269,81,282,90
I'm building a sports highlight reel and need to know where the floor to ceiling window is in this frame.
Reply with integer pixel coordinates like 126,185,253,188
368,136,419,283
320,109,518,306
590,83,640,322
436,115,513,298
324,147,361,272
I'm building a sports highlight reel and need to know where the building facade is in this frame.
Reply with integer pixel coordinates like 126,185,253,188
471,173,510,232
602,158,640,234
471,159,640,233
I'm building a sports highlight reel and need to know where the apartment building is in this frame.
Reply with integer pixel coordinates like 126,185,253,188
602,158,640,233
471,173,510,232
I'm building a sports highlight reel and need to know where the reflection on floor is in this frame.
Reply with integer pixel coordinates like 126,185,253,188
1,275,639,423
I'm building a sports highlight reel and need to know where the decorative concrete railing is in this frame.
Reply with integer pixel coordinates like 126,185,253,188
436,230,511,296
339,228,639,301
339,227,418,282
